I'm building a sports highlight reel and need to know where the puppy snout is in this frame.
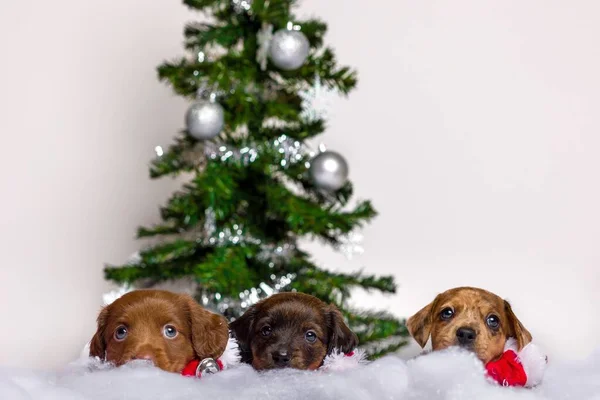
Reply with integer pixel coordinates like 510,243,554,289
456,327,477,347
272,349,291,367
132,351,156,363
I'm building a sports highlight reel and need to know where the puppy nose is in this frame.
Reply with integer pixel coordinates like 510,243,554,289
133,351,155,362
456,327,477,346
272,349,291,366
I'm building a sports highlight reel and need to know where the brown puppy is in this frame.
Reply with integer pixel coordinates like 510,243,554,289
89,289,229,373
407,287,532,363
230,292,358,370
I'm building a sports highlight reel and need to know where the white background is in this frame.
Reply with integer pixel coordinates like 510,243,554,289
0,0,598,369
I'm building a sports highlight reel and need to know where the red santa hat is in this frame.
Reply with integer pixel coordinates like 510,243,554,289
485,338,548,387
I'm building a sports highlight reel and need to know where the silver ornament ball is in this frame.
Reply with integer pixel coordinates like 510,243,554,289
185,100,224,140
268,29,310,71
309,151,349,191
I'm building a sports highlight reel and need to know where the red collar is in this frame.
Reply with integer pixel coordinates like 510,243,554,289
181,358,224,378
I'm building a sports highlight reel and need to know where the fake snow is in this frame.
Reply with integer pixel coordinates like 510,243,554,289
1,347,599,400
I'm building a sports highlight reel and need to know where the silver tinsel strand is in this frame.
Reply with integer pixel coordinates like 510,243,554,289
203,211,302,264
257,242,297,265
273,135,303,167
203,134,304,167
203,208,261,246
232,0,252,14
200,273,296,320
203,142,259,165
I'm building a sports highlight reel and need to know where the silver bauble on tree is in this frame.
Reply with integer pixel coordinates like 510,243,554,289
268,28,310,71
185,100,224,140
309,151,349,191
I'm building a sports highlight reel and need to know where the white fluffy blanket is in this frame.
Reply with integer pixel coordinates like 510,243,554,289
1,348,599,400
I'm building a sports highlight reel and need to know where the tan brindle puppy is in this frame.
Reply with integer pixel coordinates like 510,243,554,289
407,286,532,363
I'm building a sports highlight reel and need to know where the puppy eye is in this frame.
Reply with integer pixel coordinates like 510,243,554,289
440,307,454,320
260,326,272,337
486,315,500,329
114,325,128,341
305,330,317,343
163,325,178,339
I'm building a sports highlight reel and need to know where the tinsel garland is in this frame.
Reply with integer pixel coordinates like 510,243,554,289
203,134,304,166
200,273,296,320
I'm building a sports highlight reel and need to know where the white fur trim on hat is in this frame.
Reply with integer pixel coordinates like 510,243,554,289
320,349,368,372
218,337,241,370
504,338,548,387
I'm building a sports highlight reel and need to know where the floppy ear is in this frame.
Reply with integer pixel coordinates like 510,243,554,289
89,306,109,359
229,305,257,363
185,296,229,360
407,296,438,348
327,306,359,354
504,300,532,350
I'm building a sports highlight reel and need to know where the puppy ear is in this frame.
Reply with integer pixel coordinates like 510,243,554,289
89,307,109,359
229,305,257,363
185,296,229,360
504,300,532,350
327,306,359,354
407,297,438,348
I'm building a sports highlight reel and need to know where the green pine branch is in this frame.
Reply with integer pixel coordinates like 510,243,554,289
192,246,257,296
105,258,197,284
157,55,258,99
257,119,326,141
280,48,358,95
291,269,396,303
184,23,245,50
250,0,297,25
106,246,258,297
294,19,327,49
158,187,204,227
149,134,198,178
140,239,199,265
266,183,377,240
344,309,409,345
183,0,220,10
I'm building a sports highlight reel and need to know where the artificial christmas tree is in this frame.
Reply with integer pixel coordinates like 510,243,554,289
104,0,408,358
